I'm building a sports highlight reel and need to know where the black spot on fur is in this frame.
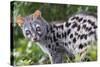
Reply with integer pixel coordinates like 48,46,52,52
72,22,78,28
78,35,80,38
91,22,95,26
67,29,71,35
80,35,84,39
46,25,49,32
70,34,73,38
88,20,95,26
56,32,62,39
79,44,83,49
68,41,71,44
88,19,92,24
80,34,87,39
50,26,55,33
89,31,95,36
65,43,68,46
94,25,97,29
83,19,87,23
54,48,57,51
65,22,71,27
83,24,86,28
78,18,83,22
73,37,76,43
84,35,87,39
48,44,51,48
47,36,53,43
53,33,57,41
75,32,78,35
77,25,80,31
88,27,92,31
62,32,67,38
56,42,59,46
85,27,92,31
71,17,76,20
60,25,64,29
76,16,79,20
86,27,92,31
58,25,64,30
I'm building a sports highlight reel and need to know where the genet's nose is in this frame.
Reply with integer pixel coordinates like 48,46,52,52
33,37,37,41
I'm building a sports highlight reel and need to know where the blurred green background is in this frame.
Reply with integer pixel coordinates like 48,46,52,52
11,1,97,66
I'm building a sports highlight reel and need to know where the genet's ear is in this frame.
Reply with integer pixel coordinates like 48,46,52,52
33,10,41,18
16,16,24,26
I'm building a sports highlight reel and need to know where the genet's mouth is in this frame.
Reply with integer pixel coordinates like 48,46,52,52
32,37,39,42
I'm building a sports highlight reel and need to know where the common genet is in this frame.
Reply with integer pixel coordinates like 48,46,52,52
16,10,97,64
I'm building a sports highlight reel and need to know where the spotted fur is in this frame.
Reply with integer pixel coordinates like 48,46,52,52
17,11,97,64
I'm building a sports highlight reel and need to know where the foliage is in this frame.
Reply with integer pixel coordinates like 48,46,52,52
11,1,97,66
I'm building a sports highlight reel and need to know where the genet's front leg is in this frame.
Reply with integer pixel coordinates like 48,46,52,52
50,51,65,64
49,43,69,63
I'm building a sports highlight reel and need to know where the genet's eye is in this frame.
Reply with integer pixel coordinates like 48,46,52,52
26,30,31,36
36,26,41,31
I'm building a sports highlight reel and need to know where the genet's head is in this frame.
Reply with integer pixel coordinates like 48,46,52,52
16,10,49,42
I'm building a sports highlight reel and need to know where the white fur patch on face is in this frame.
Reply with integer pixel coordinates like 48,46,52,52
36,24,40,27
24,27,29,31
